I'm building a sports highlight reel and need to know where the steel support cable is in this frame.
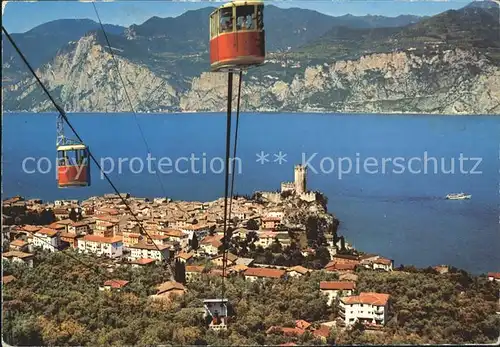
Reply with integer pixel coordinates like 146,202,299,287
227,70,243,233
2,26,168,264
221,71,234,303
91,1,168,199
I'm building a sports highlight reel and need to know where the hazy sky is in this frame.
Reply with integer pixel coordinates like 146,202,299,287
3,0,473,34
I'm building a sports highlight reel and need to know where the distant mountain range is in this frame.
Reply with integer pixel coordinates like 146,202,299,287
3,1,500,114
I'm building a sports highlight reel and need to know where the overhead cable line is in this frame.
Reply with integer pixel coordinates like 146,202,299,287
228,70,243,225
91,1,168,199
2,25,169,265
220,71,234,302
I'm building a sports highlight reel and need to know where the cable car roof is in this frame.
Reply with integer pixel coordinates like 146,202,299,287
212,0,264,14
57,144,87,151
203,298,229,303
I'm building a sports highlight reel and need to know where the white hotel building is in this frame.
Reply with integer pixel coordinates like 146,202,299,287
339,292,390,326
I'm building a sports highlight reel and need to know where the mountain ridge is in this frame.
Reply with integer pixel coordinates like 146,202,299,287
3,2,500,114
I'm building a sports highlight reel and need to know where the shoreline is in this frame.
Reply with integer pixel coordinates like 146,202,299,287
3,192,496,276
3,111,498,116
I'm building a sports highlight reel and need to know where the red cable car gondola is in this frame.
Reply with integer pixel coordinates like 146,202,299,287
57,143,90,188
209,0,265,72
56,114,90,188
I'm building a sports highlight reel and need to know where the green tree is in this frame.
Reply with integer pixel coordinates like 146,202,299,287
246,219,259,230
190,233,199,250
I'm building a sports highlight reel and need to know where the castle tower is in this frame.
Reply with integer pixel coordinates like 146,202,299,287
294,165,307,194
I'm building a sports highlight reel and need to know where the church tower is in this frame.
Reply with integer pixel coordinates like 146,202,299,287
294,165,306,194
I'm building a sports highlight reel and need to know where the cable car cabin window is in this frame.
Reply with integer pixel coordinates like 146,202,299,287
256,5,264,30
57,148,88,166
236,5,255,30
58,150,67,166
219,8,233,33
77,149,88,165
210,13,217,38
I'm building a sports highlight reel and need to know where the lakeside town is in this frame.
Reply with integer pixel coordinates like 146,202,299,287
2,165,500,344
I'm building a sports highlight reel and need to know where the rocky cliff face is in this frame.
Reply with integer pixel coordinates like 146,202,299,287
182,49,500,114
5,34,179,112
4,34,499,114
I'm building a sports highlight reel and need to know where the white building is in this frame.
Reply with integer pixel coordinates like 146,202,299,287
286,266,310,278
339,292,390,326
77,235,123,258
266,209,284,219
128,243,170,262
487,272,500,283
199,235,222,256
255,231,277,248
33,228,60,252
2,251,34,268
361,255,394,272
320,281,356,306
68,221,89,235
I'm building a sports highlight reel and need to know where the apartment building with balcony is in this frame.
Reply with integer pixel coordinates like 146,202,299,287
339,292,390,327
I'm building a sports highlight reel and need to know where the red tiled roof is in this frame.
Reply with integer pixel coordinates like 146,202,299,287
104,279,129,288
320,281,356,291
341,292,390,306
3,275,17,284
201,235,223,248
2,251,34,259
130,258,156,265
325,263,357,271
156,281,186,294
373,257,392,265
36,228,59,237
60,232,79,239
244,267,286,279
186,265,205,273
83,235,122,244
313,324,331,338
176,251,194,260
295,320,311,330
48,223,66,230
10,239,27,247
23,225,42,232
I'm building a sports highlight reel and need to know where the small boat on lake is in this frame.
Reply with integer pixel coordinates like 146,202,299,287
446,193,471,200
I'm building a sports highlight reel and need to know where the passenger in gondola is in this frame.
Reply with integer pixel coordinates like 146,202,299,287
246,14,253,30
237,16,244,30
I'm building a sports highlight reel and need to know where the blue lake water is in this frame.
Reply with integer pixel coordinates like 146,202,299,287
3,113,499,274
